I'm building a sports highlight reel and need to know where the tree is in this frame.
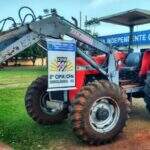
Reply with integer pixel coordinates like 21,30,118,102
14,44,47,66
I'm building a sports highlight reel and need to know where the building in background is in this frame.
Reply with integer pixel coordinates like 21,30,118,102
7,58,47,66
99,29,150,52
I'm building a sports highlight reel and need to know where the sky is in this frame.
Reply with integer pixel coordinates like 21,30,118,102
1,0,150,35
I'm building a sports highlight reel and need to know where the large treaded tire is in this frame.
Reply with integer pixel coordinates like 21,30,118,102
25,75,68,125
144,73,150,112
71,80,128,145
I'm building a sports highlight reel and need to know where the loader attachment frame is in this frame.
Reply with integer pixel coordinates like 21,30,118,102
0,7,118,83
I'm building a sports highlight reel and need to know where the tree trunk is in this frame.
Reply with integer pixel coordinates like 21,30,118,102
14,57,18,66
32,58,36,66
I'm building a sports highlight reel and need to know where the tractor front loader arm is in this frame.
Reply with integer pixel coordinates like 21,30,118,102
0,7,118,83
0,25,39,63
29,11,111,54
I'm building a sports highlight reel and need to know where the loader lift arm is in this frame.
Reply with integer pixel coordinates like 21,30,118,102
0,7,117,82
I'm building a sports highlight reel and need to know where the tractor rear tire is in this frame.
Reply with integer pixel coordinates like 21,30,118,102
144,73,150,112
71,80,128,145
25,75,68,125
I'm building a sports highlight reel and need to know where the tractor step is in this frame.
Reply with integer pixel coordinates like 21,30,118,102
120,79,139,86
122,83,144,94
120,80,133,86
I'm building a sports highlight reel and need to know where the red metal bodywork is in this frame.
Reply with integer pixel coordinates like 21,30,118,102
69,50,150,101
139,51,150,77
69,51,126,101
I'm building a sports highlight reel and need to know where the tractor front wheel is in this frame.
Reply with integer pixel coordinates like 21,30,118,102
71,80,128,145
25,75,68,125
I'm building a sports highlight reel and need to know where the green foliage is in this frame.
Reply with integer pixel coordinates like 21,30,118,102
12,44,47,66
85,18,101,26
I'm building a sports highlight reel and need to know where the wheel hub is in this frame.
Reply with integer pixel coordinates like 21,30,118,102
96,107,109,121
40,92,63,115
89,97,120,133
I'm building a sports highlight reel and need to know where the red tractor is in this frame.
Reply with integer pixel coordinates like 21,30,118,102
0,7,150,145
25,9,150,144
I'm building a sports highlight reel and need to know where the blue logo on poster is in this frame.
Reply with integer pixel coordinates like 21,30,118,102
47,41,76,51
99,30,150,47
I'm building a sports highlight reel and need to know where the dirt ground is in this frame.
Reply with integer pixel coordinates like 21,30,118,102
0,99,150,150
50,99,150,150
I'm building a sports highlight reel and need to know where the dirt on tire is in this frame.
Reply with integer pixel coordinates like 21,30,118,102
71,80,129,145
25,75,68,125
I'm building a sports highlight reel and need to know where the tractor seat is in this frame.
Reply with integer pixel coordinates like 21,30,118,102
121,52,142,71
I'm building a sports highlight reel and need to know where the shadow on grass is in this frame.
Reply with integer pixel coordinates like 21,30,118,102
0,118,82,150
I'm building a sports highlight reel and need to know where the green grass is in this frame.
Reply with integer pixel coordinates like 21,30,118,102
0,67,78,150
0,67,47,89
0,67,150,150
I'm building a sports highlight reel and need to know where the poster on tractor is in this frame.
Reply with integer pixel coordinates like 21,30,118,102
47,39,76,91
